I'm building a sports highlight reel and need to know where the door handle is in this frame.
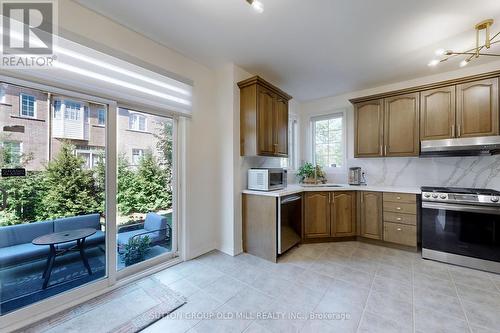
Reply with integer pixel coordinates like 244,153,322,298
384,145,387,155
451,124,455,137
457,125,461,137
0,188,7,211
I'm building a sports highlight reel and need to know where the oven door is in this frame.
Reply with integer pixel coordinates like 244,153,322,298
268,170,286,190
421,201,500,262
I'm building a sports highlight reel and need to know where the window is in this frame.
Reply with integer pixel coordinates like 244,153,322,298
20,94,36,117
1,141,22,165
64,100,81,120
0,84,6,104
311,113,345,169
281,118,298,170
129,113,147,131
53,100,62,119
97,109,106,125
75,146,104,169
132,148,144,165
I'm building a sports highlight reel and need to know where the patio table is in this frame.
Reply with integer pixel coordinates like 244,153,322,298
32,228,97,289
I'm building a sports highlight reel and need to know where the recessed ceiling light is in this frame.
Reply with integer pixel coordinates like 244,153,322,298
460,59,470,67
246,0,264,13
435,49,445,56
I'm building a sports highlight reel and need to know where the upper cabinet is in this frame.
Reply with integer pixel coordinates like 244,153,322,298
384,93,420,156
457,78,499,138
420,86,456,140
354,94,419,157
352,72,500,158
354,100,384,157
238,76,292,157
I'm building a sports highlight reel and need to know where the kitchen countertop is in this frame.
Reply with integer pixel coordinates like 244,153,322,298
242,184,422,197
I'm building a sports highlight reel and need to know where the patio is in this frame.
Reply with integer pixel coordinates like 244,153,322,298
0,214,172,316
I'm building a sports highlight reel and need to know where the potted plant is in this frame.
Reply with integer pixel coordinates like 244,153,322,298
297,162,327,184
120,235,151,266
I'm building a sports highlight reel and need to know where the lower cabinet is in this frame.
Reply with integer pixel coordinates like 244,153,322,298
304,191,356,239
359,191,383,240
304,192,331,238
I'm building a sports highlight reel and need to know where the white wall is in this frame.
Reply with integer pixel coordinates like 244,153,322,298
58,0,220,259
301,60,500,190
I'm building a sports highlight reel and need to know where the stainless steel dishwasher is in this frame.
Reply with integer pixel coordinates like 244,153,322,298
278,194,302,255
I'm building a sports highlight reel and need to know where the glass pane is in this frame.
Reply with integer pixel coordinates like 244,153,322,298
117,108,174,271
0,82,107,315
313,116,344,168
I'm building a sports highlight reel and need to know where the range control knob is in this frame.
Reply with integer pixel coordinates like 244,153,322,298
440,194,447,199
432,193,439,198
423,193,431,198
491,196,499,203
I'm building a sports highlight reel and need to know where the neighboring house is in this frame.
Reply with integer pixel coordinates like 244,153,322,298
0,83,164,171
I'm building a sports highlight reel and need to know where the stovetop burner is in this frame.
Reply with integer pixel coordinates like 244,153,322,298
421,186,500,196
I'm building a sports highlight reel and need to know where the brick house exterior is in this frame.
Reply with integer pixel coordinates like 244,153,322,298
0,82,167,171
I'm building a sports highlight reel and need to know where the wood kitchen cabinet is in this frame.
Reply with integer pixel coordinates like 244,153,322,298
239,76,292,157
304,192,331,239
304,191,356,239
354,99,384,157
359,191,383,240
332,192,356,237
420,86,456,140
384,93,420,156
457,78,499,138
354,94,419,157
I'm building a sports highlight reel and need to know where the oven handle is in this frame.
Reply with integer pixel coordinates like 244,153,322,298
422,202,500,215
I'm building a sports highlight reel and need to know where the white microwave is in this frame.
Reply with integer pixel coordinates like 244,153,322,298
248,168,287,191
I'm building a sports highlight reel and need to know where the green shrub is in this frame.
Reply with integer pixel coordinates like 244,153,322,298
120,235,151,266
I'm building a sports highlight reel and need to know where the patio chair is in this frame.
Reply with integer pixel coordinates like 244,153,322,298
117,213,170,252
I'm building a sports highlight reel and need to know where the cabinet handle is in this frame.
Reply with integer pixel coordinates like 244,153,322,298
397,228,402,231
384,145,387,156
451,124,455,137
396,207,401,210
380,145,383,155
396,217,402,221
332,193,335,204
457,125,461,137
396,196,401,200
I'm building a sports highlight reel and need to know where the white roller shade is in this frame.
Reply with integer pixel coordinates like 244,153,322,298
2,33,193,116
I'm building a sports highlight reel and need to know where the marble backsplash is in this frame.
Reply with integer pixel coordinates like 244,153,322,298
240,155,500,190
343,155,500,190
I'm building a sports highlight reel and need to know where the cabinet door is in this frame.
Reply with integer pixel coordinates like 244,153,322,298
354,100,384,157
274,97,288,156
304,192,330,238
332,192,356,237
384,93,420,156
360,192,383,240
457,78,499,138
420,86,456,140
257,87,275,155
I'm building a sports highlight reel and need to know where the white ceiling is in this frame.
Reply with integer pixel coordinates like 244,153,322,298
76,0,500,101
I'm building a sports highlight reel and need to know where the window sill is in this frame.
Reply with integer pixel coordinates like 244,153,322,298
10,115,45,122
93,124,106,128
126,128,150,134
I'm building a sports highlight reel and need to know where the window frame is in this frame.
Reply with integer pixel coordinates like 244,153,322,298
1,140,22,165
131,148,144,165
128,113,147,132
19,93,36,118
310,111,346,173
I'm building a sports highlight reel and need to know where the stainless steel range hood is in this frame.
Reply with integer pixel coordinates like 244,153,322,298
420,136,500,156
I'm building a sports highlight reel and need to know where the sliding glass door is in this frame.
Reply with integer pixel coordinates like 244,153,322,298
115,108,176,271
0,82,108,315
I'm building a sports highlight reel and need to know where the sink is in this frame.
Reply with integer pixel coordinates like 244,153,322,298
300,184,345,188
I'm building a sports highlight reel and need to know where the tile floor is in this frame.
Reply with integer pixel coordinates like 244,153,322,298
145,241,500,333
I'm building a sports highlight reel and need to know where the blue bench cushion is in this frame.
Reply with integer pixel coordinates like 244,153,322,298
53,214,101,233
57,230,105,250
117,229,146,246
0,221,54,248
0,242,50,267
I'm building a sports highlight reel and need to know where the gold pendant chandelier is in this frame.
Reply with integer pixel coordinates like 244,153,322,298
428,19,500,68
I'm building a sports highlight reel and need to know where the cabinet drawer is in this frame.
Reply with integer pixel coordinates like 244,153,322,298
384,212,417,226
383,202,417,215
383,192,416,203
383,222,417,247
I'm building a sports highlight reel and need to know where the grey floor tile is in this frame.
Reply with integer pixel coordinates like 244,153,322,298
184,266,224,288
293,269,335,295
376,263,412,283
168,277,202,297
462,299,500,331
455,283,500,308
189,304,252,333
449,265,498,292
365,290,413,324
322,278,370,308
224,287,276,317
413,287,466,320
357,311,412,333
313,297,363,333
414,306,470,333
413,259,452,280
203,275,246,303
413,271,458,298
371,275,412,302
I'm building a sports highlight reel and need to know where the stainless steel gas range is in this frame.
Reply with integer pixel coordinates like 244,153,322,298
421,186,500,273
